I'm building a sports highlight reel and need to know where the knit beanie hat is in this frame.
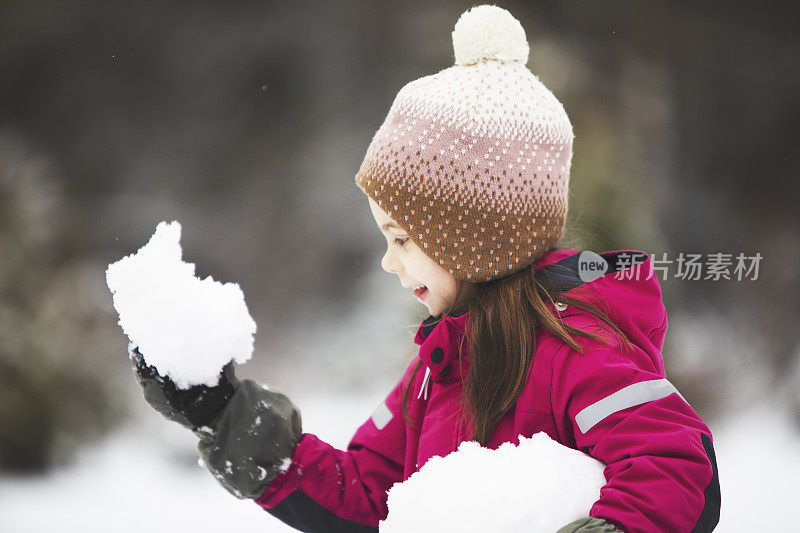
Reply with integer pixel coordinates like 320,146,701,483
355,5,574,282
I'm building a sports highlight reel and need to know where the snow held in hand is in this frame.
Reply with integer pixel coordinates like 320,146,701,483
106,221,256,389
380,432,606,533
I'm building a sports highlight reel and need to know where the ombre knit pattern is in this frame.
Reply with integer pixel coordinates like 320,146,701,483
355,6,574,282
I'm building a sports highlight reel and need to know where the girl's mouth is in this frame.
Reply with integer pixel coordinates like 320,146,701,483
413,286,428,300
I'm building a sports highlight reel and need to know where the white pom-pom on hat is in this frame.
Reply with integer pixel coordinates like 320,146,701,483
452,4,529,66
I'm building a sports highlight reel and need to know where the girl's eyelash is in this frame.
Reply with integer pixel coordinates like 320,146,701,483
394,237,409,246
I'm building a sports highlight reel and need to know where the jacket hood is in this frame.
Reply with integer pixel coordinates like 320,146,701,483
413,248,668,377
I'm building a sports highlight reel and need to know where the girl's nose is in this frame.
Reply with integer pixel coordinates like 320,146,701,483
381,249,401,274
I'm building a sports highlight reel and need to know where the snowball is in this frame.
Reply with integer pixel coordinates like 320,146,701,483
452,5,529,66
380,433,606,532
106,221,256,389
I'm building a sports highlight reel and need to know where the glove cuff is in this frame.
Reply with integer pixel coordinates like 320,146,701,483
197,379,302,499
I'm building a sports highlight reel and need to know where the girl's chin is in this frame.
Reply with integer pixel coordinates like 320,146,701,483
424,302,443,316
416,290,449,316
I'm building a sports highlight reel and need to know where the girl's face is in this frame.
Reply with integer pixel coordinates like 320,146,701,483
368,197,461,316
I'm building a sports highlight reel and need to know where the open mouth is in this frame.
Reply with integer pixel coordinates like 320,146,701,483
413,286,428,300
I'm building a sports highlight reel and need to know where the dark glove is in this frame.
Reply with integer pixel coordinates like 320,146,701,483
129,346,302,499
130,346,239,431
556,517,625,533
197,380,303,499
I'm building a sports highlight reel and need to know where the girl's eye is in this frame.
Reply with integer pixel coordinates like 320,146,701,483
393,237,409,246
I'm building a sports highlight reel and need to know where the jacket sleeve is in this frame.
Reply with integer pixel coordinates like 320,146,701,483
254,361,417,532
551,333,720,533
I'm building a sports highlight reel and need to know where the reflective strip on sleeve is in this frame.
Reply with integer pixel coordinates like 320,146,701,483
371,401,393,430
575,378,686,434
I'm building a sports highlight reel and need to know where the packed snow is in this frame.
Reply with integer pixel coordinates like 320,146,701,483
106,221,257,388
380,432,606,532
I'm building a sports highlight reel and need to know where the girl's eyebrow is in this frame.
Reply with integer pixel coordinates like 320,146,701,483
381,223,401,231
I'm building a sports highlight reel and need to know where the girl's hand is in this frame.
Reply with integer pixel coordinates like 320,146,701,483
130,346,303,499
130,347,239,431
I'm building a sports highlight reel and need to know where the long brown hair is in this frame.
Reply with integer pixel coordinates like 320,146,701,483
400,248,634,446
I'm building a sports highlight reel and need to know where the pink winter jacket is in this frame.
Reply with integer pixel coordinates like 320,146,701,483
256,249,720,532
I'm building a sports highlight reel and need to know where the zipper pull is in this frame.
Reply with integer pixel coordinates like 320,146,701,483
417,366,431,400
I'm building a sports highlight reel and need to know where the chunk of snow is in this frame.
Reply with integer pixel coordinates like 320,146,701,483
196,426,215,438
380,433,606,532
106,221,256,389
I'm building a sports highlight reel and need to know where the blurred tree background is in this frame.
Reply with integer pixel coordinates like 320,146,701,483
0,0,797,472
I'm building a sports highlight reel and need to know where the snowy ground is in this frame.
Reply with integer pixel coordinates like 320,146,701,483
0,392,377,533
0,393,795,532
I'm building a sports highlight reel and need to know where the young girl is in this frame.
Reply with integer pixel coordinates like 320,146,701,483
133,5,719,532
